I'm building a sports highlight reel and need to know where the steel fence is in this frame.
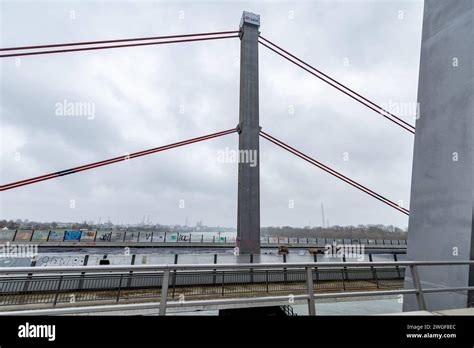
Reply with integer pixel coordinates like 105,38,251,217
0,260,472,315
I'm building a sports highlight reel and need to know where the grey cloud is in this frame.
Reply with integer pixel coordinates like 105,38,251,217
0,0,423,228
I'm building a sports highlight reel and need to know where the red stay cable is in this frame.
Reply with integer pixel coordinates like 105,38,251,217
258,37,415,134
0,35,239,58
0,30,240,51
260,130,409,215
1,128,237,191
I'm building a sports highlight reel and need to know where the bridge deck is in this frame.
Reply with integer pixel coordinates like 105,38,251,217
0,278,404,312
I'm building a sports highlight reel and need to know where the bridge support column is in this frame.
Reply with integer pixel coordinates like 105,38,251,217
404,0,474,310
237,11,260,255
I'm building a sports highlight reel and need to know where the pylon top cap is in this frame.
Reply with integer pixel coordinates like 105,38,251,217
240,11,260,29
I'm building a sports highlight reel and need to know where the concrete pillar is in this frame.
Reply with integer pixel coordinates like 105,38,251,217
237,12,261,254
404,0,474,311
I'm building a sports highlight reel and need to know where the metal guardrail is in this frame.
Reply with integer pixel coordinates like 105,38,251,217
0,260,472,316
0,264,403,307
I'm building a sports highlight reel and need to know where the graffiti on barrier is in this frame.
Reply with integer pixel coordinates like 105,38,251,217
31,231,49,241
80,230,95,240
15,230,32,241
178,235,189,242
64,230,81,241
99,232,112,241
139,232,152,242
38,255,85,267
48,231,65,240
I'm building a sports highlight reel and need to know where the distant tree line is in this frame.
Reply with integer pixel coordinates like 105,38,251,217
0,220,407,240
0,220,227,233
261,225,407,240
0,220,89,230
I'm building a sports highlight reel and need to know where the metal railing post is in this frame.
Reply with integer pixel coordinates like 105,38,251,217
306,266,316,316
127,254,136,288
410,265,427,310
250,254,254,284
265,270,269,293
221,271,225,296
341,268,346,291
78,255,89,290
19,259,37,304
159,269,170,316
53,275,64,306
394,253,401,278
342,254,348,281
171,254,178,299
369,254,379,289
116,274,123,303
22,272,33,294
213,254,217,285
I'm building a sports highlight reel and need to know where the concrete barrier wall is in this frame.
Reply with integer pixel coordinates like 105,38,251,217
138,232,153,242
152,232,165,242
0,230,407,246
64,230,81,241
15,230,32,241
124,232,139,242
96,230,111,242
48,230,65,241
0,249,402,271
37,254,86,267
111,231,125,242
0,257,32,267
0,230,15,241
88,254,133,266
166,233,178,242
80,230,96,241
31,231,49,241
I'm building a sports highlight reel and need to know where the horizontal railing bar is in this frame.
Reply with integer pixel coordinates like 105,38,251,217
0,294,310,316
313,288,417,299
0,260,472,275
0,260,470,316
0,266,399,280
5,285,474,316
165,289,418,307
422,286,474,293
0,301,164,316
0,281,472,315
167,294,309,308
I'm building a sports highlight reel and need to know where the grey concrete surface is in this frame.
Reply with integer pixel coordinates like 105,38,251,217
404,0,474,311
237,12,261,254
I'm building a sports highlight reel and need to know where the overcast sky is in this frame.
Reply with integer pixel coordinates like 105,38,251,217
0,0,423,228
